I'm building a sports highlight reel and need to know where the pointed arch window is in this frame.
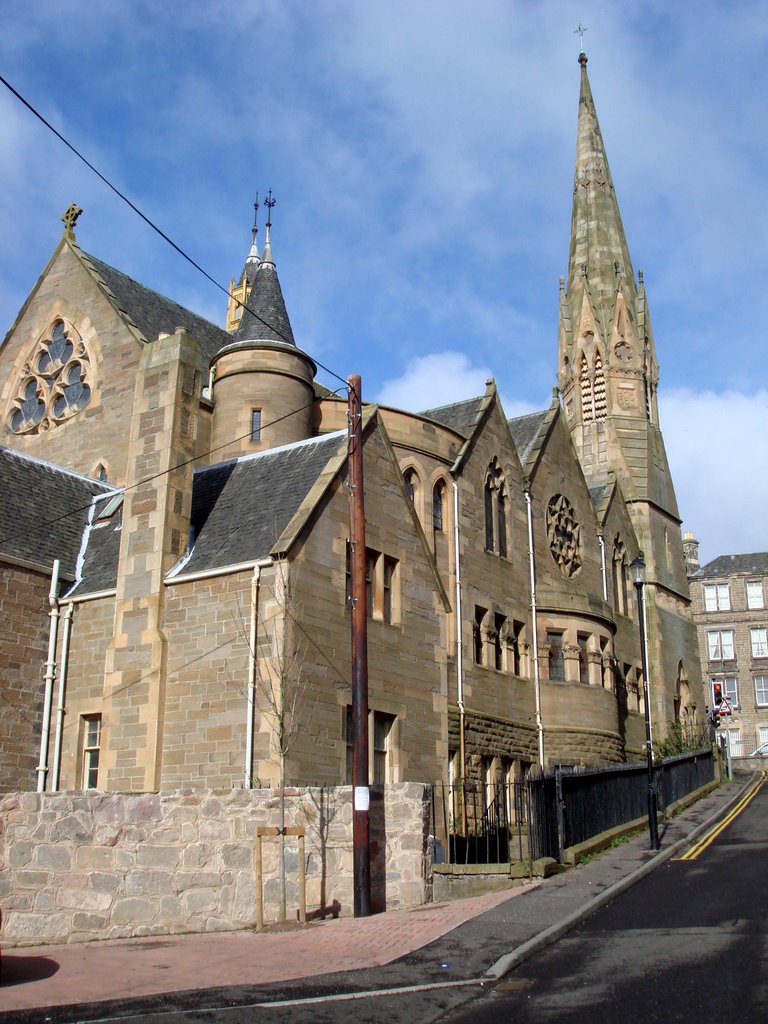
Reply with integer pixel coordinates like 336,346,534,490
432,478,446,533
579,348,606,423
484,459,509,557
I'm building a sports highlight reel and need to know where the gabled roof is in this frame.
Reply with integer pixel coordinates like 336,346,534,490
172,431,348,576
0,447,113,578
79,249,231,365
421,396,486,437
693,552,768,580
508,410,548,466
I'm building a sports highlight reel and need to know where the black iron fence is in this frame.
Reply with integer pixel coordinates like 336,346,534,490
432,747,714,865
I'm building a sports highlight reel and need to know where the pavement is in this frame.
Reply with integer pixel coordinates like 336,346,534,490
0,773,756,1024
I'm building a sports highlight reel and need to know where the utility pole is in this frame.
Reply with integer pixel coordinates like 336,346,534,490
347,374,371,916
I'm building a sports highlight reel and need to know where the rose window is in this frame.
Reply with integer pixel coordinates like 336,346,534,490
546,494,582,577
8,320,92,434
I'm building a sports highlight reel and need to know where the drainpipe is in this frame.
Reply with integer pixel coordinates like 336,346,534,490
525,490,544,769
245,557,274,789
598,531,608,602
37,559,61,792
51,602,74,790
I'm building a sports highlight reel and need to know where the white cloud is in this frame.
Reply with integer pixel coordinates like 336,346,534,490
660,389,768,565
375,350,540,420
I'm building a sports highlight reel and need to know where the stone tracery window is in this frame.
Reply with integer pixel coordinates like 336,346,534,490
546,494,582,577
8,320,93,434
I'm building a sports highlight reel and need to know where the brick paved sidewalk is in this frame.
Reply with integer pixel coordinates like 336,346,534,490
0,883,537,1013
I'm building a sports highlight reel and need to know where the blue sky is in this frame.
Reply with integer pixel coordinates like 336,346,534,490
1,0,767,564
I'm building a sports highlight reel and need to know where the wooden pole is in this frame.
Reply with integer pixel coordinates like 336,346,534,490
347,374,371,917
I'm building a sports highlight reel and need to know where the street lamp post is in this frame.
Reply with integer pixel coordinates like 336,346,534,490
631,553,660,851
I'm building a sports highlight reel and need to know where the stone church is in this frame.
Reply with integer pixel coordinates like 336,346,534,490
0,54,703,798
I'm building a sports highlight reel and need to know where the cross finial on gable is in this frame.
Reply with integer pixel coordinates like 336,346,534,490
61,202,83,237
574,23,588,55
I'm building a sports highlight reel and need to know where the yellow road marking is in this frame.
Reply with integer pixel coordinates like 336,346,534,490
676,774,766,861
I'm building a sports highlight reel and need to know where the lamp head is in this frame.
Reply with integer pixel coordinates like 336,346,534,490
630,553,646,587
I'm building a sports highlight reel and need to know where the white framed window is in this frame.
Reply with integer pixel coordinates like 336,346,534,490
704,583,730,612
755,676,768,707
757,726,768,748
81,714,101,790
747,581,764,610
707,629,734,661
727,728,743,756
751,627,768,658
712,676,739,708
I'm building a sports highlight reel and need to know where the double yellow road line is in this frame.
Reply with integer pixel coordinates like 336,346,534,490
677,773,766,861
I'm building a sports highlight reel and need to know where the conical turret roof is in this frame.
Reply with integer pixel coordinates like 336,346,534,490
234,223,296,346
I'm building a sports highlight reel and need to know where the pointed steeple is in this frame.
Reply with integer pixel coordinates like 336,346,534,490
226,198,261,333
235,191,295,346
568,52,636,326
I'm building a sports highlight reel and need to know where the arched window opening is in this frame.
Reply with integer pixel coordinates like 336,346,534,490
580,352,593,423
403,468,417,503
593,350,606,420
432,479,446,533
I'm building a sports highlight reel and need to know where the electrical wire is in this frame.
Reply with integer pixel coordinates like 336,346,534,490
0,389,346,549
0,73,352,395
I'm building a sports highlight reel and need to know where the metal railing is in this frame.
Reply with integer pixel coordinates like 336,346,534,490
431,748,715,865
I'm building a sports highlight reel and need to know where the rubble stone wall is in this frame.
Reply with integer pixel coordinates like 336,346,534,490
0,783,431,947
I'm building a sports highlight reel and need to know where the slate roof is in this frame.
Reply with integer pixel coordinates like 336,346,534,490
0,447,113,579
234,256,295,347
693,552,768,579
508,410,548,465
420,396,486,437
66,507,123,597
81,250,231,365
172,430,347,576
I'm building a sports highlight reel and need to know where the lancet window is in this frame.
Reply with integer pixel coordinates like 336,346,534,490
579,349,606,423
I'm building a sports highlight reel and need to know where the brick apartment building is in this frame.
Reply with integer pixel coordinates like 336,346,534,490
685,535,768,755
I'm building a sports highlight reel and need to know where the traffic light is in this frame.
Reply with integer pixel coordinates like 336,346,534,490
712,681,724,707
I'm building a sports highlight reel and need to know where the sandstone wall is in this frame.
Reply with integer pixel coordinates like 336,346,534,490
0,782,431,947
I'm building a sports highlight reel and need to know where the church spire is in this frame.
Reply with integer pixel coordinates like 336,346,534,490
234,190,295,346
568,52,636,325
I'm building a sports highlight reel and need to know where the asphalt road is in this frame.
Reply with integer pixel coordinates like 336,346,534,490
0,777,756,1024
442,777,768,1024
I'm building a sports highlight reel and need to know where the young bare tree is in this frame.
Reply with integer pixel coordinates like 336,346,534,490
253,559,315,922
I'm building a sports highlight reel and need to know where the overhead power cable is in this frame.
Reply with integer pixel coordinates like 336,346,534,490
0,73,350,393
0,390,346,550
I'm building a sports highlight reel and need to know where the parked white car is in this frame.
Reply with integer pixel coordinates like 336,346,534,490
748,742,768,757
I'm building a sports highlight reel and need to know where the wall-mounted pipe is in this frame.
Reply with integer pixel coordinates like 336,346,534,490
51,602,74,790
245,557,274,789
36,559,61,792
525,491,544,769
598,532,608,602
